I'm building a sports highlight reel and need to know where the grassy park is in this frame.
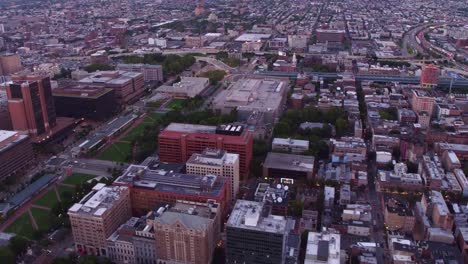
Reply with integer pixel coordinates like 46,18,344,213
4,213,35,239
96,141,132,162
166,99,186,109
62,173,96,186
33,189,59,208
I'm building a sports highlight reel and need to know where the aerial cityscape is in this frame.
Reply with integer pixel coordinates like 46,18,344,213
0,0,467,263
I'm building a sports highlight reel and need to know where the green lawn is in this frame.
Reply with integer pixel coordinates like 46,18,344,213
63,173,96,186
33,189,59,208
30,208,51,232
142,112,164,124
122,122,149,142
5,212,35,239
166,99,186,109
97,141,133,162
57,185,75,199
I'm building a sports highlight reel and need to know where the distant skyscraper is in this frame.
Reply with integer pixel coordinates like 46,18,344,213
420,64,440,88
6,74,56,138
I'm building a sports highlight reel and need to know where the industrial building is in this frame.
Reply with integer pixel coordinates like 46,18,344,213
212,77,288,123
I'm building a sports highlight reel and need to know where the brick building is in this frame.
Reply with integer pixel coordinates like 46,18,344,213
420,64,440,88
0,130,34,182
78,71,145,105
153,201,220,264
158,123,253,178
6,74,56,137
68,184,132,256
316,29,346,43
186,149,240,202
113,165,230,218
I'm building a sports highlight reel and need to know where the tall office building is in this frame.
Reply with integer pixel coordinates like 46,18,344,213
0,130,34,182
420,64,440,89
68,184,132,256
186,148,240,201
226,200,295,264
153,201,220,264
6,74,56,137
158,123,253,178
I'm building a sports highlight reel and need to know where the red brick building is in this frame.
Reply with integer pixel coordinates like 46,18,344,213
6,74,56,137
158,123,253,178
0,130,34,182
113,165,230,218
420,64,440,88
316,29,346,43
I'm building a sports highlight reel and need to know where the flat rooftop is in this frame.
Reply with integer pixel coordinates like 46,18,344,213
0,130,29,153
305,231,340,264
437,142,468,153
213,77,287,113
235,33,271,42
52,85,113,99
68,184,128,217
156,77,209,96
165,123,217,134
0,130,18,144
152,201,217,230
78,70,142,85
227,200,288,234
273,138,309,148
78,113,137,150
114,165,226,197
316,29,346,33
117,63,162,69
186,149,238,166
429,190,450,216
263,152,314,172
